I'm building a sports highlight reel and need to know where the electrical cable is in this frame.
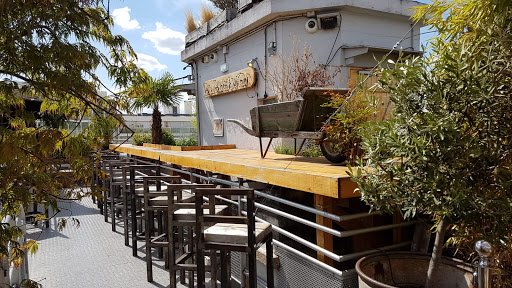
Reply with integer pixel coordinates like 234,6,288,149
321,6,433,131
254,59,266,81
325,20,342,66
268,6,433,175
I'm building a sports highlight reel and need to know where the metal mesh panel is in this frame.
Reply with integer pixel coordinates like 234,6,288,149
231,251,242,280
230,246,358,288
273,245,358,288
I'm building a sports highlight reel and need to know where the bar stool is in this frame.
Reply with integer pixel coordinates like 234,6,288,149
143,175,182,282
166,183,229,288
105,159,132,231
119,163,155,246
195,188,274,288
95,152,120,213
127,164,161,254
100,159,128,223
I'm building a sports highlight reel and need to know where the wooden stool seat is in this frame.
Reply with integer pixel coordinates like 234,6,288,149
135,185,169,195
148,193,194,206
195,187,274,288
204,222,272,244
175,205,228,216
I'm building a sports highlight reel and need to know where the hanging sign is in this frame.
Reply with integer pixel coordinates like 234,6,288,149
203,67,256,97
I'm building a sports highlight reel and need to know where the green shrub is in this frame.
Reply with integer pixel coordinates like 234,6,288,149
300,142,323,157
131,133,151,146
273,141,322,157
175,136,198,146
273,142,294,155
162,129,176,145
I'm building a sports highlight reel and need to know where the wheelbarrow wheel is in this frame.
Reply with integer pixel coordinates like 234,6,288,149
320,142,347,163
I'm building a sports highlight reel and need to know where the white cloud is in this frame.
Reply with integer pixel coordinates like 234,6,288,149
112,7,141,30
135,53,167,71
142,22,185,55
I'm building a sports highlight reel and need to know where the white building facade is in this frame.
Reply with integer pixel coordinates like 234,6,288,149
182,0,423,149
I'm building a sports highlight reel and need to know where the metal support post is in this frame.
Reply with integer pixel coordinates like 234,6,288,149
475,240,492,288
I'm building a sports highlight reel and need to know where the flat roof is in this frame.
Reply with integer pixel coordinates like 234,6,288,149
182,0,425,62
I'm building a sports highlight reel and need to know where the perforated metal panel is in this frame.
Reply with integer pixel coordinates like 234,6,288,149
231,251,242,280
230,246,358,288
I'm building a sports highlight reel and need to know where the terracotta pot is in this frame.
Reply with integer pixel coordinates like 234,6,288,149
356,252,473,288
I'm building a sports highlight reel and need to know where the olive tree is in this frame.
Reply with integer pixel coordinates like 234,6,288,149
350,0,512,287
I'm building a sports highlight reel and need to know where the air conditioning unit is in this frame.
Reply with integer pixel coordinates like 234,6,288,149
305,12,341,33
317,12,341,30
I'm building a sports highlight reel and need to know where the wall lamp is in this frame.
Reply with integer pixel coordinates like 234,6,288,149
247,57,265,80
247,57,268,98
247,58,258,68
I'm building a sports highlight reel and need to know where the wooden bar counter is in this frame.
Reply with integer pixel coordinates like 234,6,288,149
110,144,359,199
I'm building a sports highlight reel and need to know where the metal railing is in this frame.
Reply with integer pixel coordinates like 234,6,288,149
119,154,418,286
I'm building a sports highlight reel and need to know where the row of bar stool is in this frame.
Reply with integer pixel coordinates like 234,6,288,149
95,152,274,288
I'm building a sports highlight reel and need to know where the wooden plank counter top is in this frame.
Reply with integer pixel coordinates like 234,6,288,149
110,144,359,199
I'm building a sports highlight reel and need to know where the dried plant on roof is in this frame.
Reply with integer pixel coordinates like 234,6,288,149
200,4,215,24
184,9,197,33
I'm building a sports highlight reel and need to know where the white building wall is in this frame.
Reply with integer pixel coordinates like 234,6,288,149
191,3,421,150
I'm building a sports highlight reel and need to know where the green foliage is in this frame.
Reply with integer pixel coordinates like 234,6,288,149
127,72,182,144
0,0,141,273
209,0,237,10
273,141,323,157
300,142,323,158
323,88,377,163
131,133,151,146
350,0,512,285
162,129,176,146
175,136,198,147
273,143,294,155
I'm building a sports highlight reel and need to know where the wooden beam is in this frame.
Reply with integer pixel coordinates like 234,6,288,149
315,195,334,266
339,178,360,198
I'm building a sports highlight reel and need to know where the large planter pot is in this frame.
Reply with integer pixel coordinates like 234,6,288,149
356,252,473,288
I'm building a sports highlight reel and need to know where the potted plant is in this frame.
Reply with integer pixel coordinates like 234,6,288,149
349,0,512,287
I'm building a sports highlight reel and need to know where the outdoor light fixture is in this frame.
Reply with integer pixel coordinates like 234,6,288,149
247,58,257,68
246,57,268,99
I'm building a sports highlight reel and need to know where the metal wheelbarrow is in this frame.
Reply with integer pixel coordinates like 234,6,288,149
228,87,350,163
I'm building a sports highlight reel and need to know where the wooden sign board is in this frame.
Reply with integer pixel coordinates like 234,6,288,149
204,67,256,97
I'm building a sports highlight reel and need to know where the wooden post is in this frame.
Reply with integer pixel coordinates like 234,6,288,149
314,194,334,266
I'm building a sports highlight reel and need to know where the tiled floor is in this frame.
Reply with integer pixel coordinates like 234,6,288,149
27,197,191,288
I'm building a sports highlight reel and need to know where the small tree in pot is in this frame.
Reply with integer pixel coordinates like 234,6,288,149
350,0,512,287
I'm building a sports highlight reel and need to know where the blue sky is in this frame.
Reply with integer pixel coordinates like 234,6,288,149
100,0,432,93
100,0,206,92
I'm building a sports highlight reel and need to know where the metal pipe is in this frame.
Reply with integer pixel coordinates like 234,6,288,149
215,195,238,206
240,198,342,237
475,240,492,288
338,221,419,238
243,212,342,261
338,211,382,222
206,175,343,222
253,190,342,221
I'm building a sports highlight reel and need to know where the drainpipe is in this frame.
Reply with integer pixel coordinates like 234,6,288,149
191,60,201,145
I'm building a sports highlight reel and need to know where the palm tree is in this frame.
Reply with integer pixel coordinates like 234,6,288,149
130,72,181,144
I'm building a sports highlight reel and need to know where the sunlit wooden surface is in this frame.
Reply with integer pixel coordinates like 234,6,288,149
110,144,359,198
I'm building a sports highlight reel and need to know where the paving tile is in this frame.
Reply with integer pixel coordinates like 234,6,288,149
27,197,194,288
